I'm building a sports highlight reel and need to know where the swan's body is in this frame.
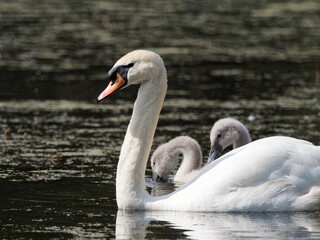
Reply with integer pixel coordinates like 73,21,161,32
151,136,203,184
97,49,320,212
150,118,251,184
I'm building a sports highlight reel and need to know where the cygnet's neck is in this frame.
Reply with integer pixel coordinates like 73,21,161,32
233,125,251,149
168,137,202,179
116,74,167,209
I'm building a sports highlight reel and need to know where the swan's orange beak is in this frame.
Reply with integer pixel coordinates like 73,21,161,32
97,73,126,102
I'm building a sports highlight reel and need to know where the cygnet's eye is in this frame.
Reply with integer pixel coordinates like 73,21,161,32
217,134,222,138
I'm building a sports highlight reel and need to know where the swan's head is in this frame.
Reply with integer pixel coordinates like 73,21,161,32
208,118,248,162
97,50,165,102
150,144,179,181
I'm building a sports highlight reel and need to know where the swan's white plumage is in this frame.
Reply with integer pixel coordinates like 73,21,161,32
100,49,320,212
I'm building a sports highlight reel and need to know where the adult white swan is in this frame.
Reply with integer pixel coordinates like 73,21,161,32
97,49,320,212
151,118,251,184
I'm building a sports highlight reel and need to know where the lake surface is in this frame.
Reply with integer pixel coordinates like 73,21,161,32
1,0,320,239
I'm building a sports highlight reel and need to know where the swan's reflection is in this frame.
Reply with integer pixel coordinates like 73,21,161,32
145,176,177,196
116,210,320,239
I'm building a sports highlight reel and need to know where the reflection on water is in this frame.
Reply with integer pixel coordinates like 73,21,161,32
146,177,177,196
116,210,320,240
1,0,320,239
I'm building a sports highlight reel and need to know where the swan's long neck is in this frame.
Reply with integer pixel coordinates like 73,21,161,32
116,74,167,209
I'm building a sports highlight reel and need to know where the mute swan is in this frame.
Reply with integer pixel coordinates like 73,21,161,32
151,118,251,184
97,49,320,212
151,136,203,184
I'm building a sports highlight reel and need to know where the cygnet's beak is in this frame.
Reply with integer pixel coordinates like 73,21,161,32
152,172,164,182
208,141,223,163
97,73,126,102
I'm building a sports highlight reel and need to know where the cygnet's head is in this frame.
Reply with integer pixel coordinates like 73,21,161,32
97,50,165,102
150,136,201,182
208,118,251,162
150,142,179,181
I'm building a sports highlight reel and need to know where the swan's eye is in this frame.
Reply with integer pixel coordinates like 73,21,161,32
217,134,222,138
108,63,135,82
116,63,135,81
125,63,134,68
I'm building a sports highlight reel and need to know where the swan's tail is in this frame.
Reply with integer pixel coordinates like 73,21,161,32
294,186,320,210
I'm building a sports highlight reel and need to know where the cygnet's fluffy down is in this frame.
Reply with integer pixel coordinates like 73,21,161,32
208,117,251,162
151,118,251,185
151,136,202,185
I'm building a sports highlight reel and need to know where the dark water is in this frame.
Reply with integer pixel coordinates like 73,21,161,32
1,0,320,239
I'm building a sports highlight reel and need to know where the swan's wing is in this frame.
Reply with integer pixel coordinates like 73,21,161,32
196,136,320,187
194,137,320,211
